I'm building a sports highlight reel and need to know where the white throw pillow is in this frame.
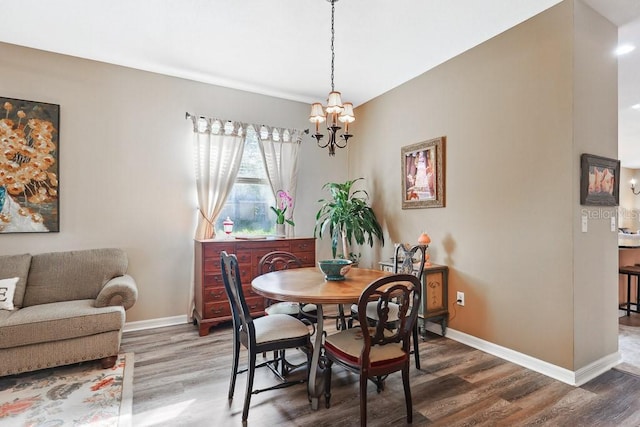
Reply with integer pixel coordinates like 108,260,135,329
0,277,19,311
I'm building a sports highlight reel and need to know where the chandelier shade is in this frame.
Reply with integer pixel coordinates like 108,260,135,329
310,0,354,156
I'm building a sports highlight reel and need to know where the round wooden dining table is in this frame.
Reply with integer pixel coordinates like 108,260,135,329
251,266,390,410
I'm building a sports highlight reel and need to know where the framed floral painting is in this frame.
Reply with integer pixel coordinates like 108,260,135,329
401,136,446,209
0,97,59,233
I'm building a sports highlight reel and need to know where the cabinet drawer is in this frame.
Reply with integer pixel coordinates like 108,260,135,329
236,241,289,251
203,301,231,319
236,249,252,265
204,268,251,287
290,239,314,252
296,251,315,267
203,244,236,259
243,285,262,299
204,286,227,303
204,273,225,287
245,296,265,313
203,257,222,273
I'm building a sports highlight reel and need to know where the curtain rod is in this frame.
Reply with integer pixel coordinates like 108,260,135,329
185,112,309,134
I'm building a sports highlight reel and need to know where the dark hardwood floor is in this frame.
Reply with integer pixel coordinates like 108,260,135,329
121,317,640,427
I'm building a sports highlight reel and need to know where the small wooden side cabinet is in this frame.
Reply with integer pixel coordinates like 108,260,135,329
379,261,449,336
194,237,316,336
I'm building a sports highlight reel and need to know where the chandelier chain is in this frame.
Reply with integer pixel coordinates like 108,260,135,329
330,0,335,92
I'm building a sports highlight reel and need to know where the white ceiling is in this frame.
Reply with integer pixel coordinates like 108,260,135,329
1,0,639,166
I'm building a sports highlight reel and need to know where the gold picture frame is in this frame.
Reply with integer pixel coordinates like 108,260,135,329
401,136,445,209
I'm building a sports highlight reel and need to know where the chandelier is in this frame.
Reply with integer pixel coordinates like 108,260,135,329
309,0,354,156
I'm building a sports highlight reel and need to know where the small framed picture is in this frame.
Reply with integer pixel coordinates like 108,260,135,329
580,153,620,206
401,136,445,209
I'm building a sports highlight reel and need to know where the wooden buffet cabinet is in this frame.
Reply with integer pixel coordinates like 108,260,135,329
193,237,316,336
379,261,449,336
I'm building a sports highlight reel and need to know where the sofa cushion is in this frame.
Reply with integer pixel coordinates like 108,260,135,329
23,248,128,307
0,299,124,349
0,253,32,309
0,277,19,311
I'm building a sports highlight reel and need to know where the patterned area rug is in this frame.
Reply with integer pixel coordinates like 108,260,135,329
0,353,133,427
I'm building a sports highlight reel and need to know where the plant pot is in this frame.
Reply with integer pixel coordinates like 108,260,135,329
275,224,285,236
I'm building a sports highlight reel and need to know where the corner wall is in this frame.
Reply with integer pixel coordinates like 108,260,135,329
351,0,617,371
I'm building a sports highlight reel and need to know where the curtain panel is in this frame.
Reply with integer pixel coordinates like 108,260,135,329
256,126,303,237
190,116,246,240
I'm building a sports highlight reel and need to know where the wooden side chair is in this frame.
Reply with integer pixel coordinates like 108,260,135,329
258,251,317,320
323,273,421,426
258,250,317,375
350,243,427,369
220,251,313,422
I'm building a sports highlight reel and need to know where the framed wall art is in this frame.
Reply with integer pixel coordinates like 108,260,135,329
0,96,60,233
401,136,446,209
580,153,620,206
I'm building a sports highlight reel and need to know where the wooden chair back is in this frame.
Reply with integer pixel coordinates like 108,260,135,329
356,274,421,367
393,243,427,280
258,251,303,274
220,251,255,342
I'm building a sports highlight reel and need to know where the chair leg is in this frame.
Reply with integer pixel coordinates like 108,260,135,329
337,304,347,330
402,363,413,423
229,333,240,400
324,358,333,408
412,323,421,370
242,351,256,422
360,371,368,427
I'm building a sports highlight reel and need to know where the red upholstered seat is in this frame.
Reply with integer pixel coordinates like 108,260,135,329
323,273,421,427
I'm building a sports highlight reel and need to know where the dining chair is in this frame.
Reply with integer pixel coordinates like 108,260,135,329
258,250,317,375
350,243,426,369
220,251,313,422
323,273,421,426
258,251,317,321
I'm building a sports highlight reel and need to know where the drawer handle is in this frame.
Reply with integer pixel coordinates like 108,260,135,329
248,303,260,310
208,290,224,298
210,307,225,314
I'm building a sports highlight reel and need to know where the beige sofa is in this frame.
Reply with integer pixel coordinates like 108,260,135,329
0,248,138,376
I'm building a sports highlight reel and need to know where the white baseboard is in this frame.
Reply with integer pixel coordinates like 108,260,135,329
424,323,621,386
124,315,189,333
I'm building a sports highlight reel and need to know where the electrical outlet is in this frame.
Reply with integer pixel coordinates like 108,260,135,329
456,291,465,306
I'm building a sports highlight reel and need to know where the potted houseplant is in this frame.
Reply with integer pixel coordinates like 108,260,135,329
314,178,384,261
271,190,295,235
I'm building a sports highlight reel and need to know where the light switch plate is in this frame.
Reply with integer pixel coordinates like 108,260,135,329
582,215,588,233
611,216,616,232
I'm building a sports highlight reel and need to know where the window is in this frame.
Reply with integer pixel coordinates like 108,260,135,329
215,128,276,235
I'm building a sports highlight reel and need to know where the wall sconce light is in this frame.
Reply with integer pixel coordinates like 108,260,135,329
632,179,640,195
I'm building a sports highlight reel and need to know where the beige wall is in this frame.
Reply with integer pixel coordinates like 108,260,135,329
572,0,619,371
351,0,617,370
0,42,347,323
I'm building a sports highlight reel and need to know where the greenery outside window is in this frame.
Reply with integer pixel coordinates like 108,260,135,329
215,129,276,235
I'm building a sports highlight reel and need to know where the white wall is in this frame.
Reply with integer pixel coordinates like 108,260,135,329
0,42,347,322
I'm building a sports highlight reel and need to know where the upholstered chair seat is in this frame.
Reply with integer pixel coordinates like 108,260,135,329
324,273,421,427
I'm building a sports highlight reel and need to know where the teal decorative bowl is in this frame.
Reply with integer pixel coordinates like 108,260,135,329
318,259,353,281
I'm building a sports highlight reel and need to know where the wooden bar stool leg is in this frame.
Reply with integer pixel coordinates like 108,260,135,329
636,274,640,313
628,273,632,317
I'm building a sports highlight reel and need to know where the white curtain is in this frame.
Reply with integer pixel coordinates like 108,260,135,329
191,115,246,239
256,126,303,237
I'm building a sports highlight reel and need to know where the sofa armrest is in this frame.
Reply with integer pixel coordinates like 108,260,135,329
95,274,138,310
